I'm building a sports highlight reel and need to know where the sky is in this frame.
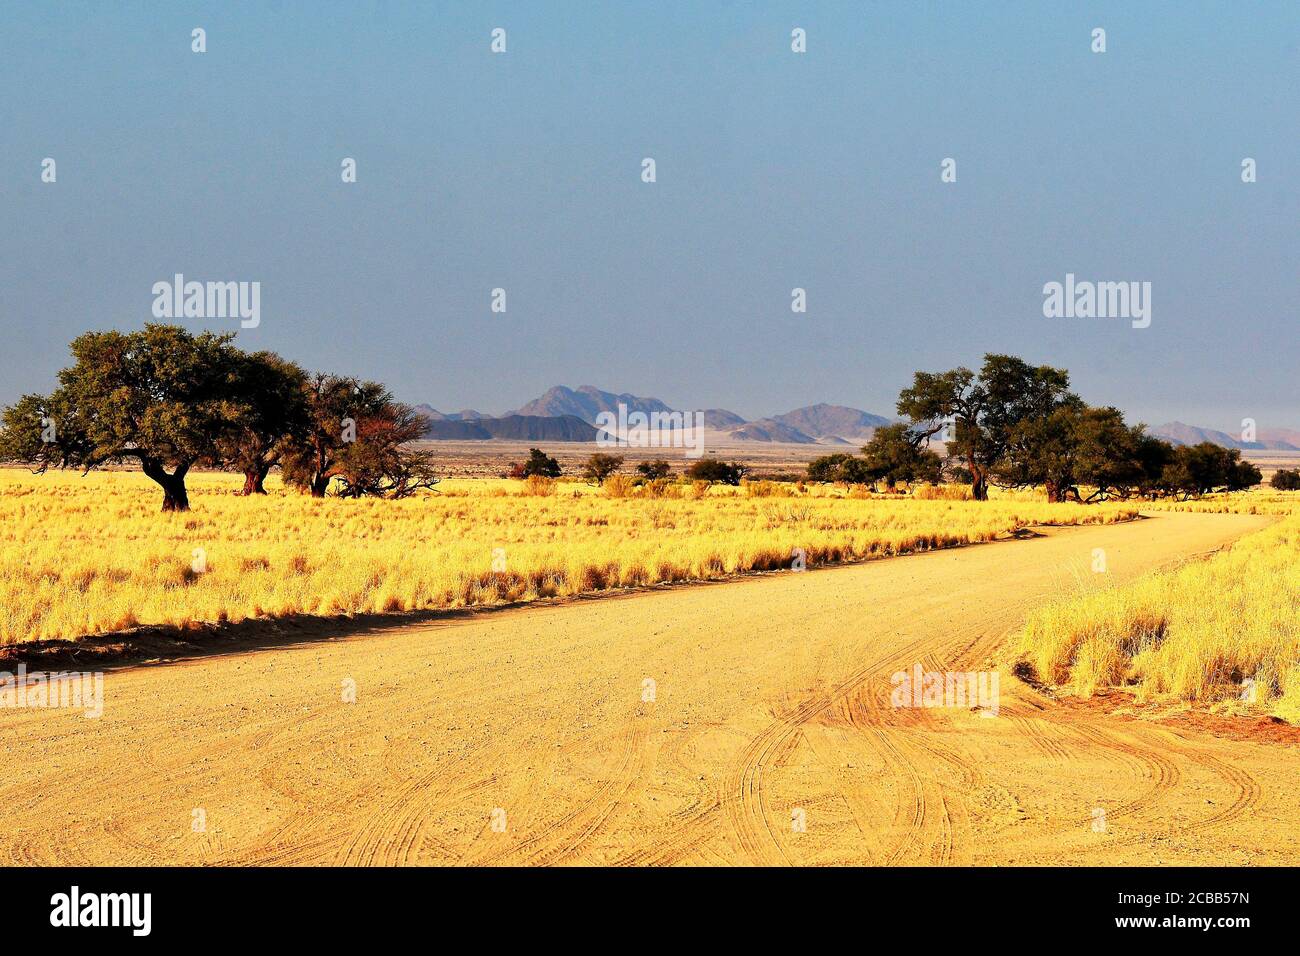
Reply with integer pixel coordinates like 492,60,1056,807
1,1,1296,431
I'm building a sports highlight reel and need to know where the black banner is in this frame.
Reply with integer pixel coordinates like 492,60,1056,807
3,865,1278,941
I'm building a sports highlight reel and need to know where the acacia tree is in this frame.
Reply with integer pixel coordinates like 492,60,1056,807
1160,443,1260,498
806,452,875,485
1073,413,1173,501
997,398,1088,502
281,374,432,498
1273,469,1300,491
331,398,438,499
684,458,747,485
635,459,672,480
807,453,856,482
520,448,561,478
0,324,240,511
860,423,943,489
582,453,624,485
220,351,308,495
897,355,1072,500
334,446,441,499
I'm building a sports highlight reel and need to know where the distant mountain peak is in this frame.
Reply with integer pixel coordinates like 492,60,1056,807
1150,421,1299,451
412,404,491,422
509,385,676,424
770,404,892,442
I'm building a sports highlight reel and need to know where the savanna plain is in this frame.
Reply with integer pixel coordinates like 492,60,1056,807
1,465,1297,865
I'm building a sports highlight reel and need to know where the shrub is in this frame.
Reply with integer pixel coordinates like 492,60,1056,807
1272,469,1300,491
601,474,637,498
583,453,624,485
521,448,561,478
742,479,791,498
913,483,973,501
521,475,556,496
638,478,680,499
636,459,672,480
685,458,747,485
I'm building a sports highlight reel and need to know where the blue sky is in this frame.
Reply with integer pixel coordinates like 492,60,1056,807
1,1,1296,430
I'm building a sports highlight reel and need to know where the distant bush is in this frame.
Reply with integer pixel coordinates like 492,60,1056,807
743,479,798,498
636,459,672,480
1272,469,1300,491
685,458,747,485
583,453,624,485
521,448,561,478
521,475,556,496
601,474,637,498
639,478,681,499
913,483,974,501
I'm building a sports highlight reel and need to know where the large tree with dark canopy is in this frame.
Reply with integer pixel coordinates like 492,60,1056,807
220,350,309,495
280,374,432,498
1071,412,1171,501
0,324,240,511
896,354,1073,500
996,398,1089,502
1160,443,1261,498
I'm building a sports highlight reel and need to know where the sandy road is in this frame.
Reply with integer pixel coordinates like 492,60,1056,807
2,510,1296,866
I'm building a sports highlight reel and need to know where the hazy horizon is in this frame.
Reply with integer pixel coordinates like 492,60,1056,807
413,380,1298,437
3,2,1296,433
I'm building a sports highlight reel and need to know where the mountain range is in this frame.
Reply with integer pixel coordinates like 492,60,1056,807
417,413,598,442
417,386,892,444
1149,422,1300,451
415,386,1299,450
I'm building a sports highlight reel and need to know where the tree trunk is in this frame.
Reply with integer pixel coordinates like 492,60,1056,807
310,473,330,498
241,462,270,495
968,459,989,500
141,458,192,512
1044,479,1061,503
161,474,191,512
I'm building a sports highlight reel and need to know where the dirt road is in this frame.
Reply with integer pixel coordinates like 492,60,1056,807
3,511,1295,866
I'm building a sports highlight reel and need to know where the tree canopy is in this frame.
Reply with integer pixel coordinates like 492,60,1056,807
896,354,1073,500
0,324,440,510
807,353,1261,503
0,325,242,510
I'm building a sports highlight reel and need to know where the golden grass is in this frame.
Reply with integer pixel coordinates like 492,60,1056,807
1139,490,1299,516
1,468,1137,645
1020,491,1300,719
912,482,975,501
